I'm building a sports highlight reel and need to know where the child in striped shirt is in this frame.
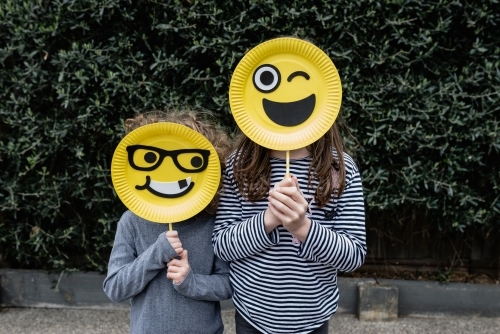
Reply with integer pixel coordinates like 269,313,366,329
212,117,366,334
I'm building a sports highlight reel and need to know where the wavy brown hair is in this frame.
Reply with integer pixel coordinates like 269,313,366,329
233,117,350,208
125,109,232,214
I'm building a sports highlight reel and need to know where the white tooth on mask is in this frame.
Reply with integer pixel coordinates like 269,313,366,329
148,177,192,195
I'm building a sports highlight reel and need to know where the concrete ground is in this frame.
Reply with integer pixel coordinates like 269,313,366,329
1,308,500,334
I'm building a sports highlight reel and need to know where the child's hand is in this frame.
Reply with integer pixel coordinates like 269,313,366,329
268,176,311,241
165,230,183,256
166,249,190,284
264,177,298,233
264,208,282,233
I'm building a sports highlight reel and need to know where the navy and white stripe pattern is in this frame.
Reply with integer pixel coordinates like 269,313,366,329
212,151,366,334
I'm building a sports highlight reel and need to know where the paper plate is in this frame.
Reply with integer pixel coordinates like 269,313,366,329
229,37,342,150
111,122,220,223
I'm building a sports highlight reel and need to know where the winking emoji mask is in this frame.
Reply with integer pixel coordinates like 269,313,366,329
229,37,342,150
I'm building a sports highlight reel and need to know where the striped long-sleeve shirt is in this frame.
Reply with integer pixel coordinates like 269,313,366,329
212,151,366,334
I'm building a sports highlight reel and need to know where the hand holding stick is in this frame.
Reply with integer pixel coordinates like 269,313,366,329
268,175,311,242
166,249,190,284
165,230,183,256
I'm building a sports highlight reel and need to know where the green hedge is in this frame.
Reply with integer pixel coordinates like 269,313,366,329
1,0,499,272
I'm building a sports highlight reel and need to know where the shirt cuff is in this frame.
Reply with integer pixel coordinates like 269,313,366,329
172,267,193,293
256,211,280,246
297,220,317,260
157,232,179,263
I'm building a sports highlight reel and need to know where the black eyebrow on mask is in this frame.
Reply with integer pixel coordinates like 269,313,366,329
287,71,310,82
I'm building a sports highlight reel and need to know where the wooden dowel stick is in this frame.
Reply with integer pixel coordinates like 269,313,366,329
285,150,290,178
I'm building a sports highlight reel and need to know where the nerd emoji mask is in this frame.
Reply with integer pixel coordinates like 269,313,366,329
111,122,220,223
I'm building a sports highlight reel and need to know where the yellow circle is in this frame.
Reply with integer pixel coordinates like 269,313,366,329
229,37,342,150
111,122,220,223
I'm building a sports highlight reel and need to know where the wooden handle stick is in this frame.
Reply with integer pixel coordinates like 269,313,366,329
285,150,290,178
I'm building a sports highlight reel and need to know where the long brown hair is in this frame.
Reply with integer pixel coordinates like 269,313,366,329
124,109,232,214
233,119,349,208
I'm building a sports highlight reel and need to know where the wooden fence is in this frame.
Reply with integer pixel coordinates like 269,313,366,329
356,212,500,279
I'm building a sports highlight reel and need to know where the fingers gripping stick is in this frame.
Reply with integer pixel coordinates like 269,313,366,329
165,230,183,259
167,224,181,259
270,176,311,243
166,250,190,284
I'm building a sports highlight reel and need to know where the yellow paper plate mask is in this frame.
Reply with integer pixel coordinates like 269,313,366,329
111,122,220,223
229,37,342,150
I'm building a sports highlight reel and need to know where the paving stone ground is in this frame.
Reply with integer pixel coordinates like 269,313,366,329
1,307,500,334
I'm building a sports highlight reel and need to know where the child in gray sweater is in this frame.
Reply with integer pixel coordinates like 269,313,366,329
103,110,233,334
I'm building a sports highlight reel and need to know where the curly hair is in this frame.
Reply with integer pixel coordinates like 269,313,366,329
124,109,232,214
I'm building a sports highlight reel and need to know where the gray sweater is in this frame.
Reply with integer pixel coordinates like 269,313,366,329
103,210,232,334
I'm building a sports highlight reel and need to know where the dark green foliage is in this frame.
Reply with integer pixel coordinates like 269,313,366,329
1,0,499,271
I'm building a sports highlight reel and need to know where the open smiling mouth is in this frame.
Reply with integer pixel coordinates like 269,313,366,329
135,176,194,198
262,94,316,127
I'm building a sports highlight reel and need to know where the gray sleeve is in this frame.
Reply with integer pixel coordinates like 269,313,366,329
103,214,178,302
173,255,233,301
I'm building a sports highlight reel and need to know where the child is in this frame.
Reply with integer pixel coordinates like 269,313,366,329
103,110,233,334
212,116,366,334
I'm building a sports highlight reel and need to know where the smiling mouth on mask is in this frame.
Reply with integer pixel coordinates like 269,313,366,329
135,176,195,198
262,94,316,127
